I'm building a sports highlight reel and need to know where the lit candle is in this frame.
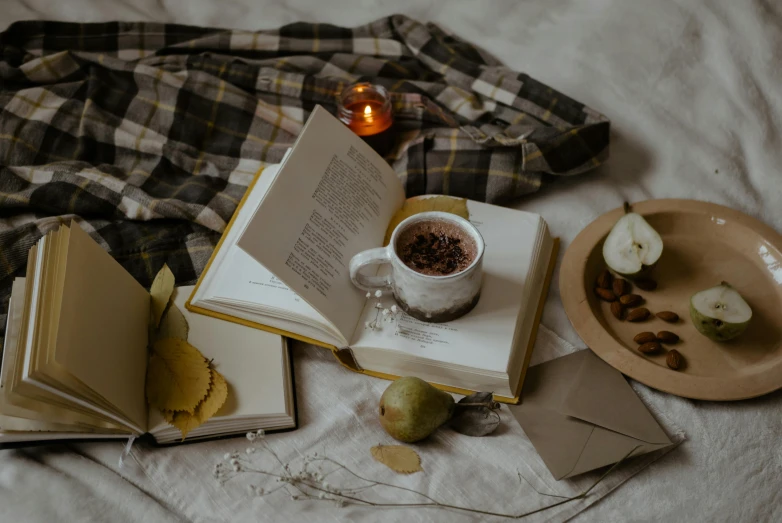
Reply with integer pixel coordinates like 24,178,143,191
337,83,393,155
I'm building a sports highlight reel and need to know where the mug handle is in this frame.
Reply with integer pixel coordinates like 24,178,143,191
349,247,394,291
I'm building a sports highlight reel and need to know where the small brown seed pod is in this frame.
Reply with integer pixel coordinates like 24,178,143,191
656,311,679,323
666,350,684,370
657,331,680,344
638,341,662,354
610,302,625,320
633,332,657,344
619,294,644,307
596,269,613,290
595,288,617,302
612,278,630,297
627,308,651,322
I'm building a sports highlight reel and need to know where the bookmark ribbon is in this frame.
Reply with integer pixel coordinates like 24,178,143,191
118,435,136,469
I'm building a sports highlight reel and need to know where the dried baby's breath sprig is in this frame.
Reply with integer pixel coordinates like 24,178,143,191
364,299,402,331
215,432,639,519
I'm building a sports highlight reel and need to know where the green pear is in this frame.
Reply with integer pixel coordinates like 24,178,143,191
379,377,455,443
690,282,752,341
602,203,663,280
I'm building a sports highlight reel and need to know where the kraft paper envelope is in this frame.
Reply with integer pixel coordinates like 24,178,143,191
510,350,673,480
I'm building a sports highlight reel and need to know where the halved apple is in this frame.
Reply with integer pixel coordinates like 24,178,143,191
690,283,752,341
602,204,663,279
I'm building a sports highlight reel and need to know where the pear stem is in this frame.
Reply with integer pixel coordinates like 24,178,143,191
623,201,631,214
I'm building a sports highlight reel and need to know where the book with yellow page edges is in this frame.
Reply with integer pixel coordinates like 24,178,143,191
0,223,295,445
187,106,558,404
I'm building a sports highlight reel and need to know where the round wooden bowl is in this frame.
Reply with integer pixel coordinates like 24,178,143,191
561,199,782,400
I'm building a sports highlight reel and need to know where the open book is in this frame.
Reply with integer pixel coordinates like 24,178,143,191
0,224,295,445
188,106,557,402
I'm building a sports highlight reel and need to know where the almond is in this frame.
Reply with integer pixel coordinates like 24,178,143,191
666,349,683,370
656,311,679,323
610,301,625,320
596,269,613,289
657,331,680,344
635,278,658,291
638,341,662,354
595,288,617,302
627,308,651,322
612,278,630,297
619,294,643,307
633,332,657,344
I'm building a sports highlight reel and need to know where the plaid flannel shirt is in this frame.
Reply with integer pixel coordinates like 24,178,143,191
0,16,609,334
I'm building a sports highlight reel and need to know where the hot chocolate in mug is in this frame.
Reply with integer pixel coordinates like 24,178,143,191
349,211,485,323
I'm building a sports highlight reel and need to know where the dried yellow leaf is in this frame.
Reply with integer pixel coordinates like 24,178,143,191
162,409,201,440
155,302,189,343
146,338,211,413
197,368,228,422
162,369,228,439
370,445,423,474
150,264,175,327
383,196,469,246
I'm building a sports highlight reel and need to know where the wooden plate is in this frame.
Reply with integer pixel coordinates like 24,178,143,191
561,199,782,400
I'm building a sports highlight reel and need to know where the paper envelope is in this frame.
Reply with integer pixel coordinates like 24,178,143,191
509,350,673,480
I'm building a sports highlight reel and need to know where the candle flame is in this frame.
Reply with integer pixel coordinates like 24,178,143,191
364,105,372,115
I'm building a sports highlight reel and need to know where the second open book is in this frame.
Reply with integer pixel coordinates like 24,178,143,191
187,106,557,403
0,222,295,445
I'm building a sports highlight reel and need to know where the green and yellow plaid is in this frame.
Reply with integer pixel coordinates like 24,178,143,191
0,16,609,333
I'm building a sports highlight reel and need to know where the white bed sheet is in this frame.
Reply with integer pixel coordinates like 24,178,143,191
2,1,782,521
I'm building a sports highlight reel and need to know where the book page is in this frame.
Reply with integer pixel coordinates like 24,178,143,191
198,165,332,329
148,286,289,434
350,201,544,373
27,227,137,422
54,224,150,430
1,278,123,432
238,106,405,339
212,253,325,322
42,226,70,371
32,229,60,373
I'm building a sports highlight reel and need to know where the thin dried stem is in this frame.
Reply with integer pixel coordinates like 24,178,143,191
313,456,441,505
258,440,287,469
223,439,642,520
516,471,570,500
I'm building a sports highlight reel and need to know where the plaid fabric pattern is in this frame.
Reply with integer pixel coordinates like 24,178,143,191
0,16,609,333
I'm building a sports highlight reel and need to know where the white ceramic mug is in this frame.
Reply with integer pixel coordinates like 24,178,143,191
349,211,485,323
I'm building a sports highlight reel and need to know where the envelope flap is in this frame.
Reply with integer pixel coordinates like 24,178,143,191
512,351,604,480
559,351,671,444
512,404,596,480
565,426,673,478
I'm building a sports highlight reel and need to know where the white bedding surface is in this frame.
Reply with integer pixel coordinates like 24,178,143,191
3,1,782,521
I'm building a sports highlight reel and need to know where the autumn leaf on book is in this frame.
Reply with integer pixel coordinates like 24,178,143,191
145,264,229,439
149,263,175,327
162,369,228,438
154,301,189,342
383,196,469,246
146,338,211,412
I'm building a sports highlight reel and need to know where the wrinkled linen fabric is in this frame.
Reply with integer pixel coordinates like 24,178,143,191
2,1,782,522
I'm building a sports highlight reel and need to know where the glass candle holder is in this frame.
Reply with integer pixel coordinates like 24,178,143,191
337,82,394,157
